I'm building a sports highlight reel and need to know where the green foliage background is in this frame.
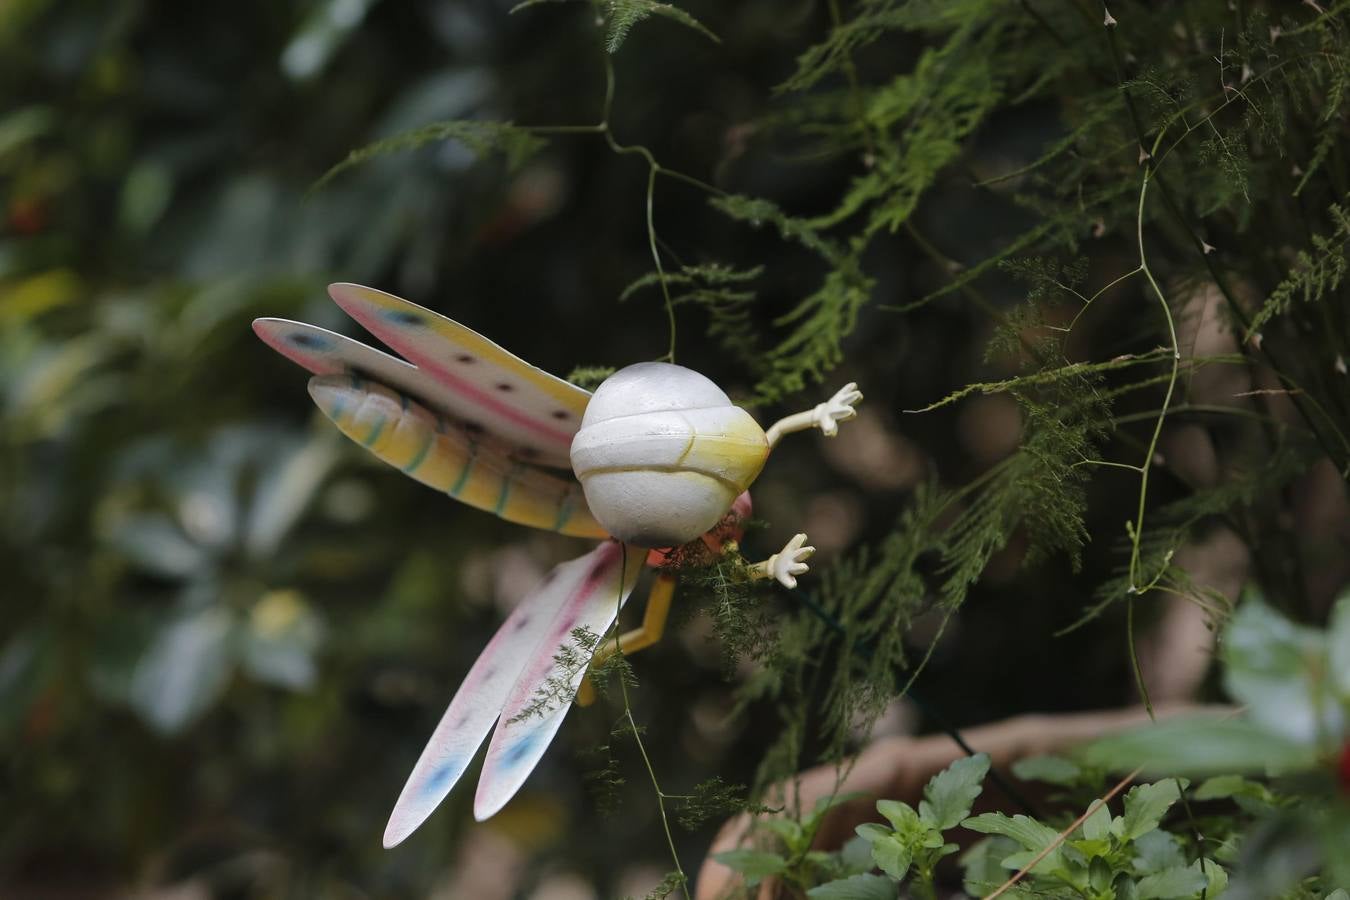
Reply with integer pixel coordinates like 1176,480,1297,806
3,0,1349,896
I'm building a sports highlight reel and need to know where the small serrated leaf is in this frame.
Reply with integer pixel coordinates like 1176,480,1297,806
963,812,1062,872
918,752,990,829
1120,781,1181,841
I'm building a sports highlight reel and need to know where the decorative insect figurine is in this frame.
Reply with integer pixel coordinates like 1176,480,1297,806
253,284,863,847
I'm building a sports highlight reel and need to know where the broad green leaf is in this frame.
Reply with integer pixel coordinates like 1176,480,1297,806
1135,864,1208,899
1222,597,1332,743
1120,780,1182,841
1011,754,1082,787
710,849,787,885
963,812,1060,850
869,834,911,880
1082,716,1316,777
129,605,235,734
807,873,897,899
919,752,989,829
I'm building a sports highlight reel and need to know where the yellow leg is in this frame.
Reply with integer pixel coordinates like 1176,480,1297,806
575,574,676,707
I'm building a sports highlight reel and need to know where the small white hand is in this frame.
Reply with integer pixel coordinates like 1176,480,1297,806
813,382,863,437
767,533,814,589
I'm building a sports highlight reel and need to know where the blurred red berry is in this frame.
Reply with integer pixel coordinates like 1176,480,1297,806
9,196,48,234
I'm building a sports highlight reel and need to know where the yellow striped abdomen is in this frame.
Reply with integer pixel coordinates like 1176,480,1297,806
308,374,605,539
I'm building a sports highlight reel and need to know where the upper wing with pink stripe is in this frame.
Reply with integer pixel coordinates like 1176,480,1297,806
326,283,589,470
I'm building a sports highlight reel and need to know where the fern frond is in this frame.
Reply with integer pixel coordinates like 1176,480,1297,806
1247,197,1350,337
314,120,545,190
603,0,718,53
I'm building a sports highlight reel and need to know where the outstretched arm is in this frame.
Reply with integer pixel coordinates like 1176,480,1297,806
765,382,863,448
748,533,815,589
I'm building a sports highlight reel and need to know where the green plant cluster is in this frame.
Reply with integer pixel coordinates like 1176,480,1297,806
718,586,1350,898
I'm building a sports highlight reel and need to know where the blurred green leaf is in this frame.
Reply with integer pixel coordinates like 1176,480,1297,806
711,849,787,885
806,873,896,899
0,626,46,737
1223,598,1336,743
129,605,235,733
0,104,53,159
111,513,211,579
1328,591,1350,697
1194,775,1277,807
239,590,324,690
244,430,340,559
837,835,874,876
280,0,378,81
1082,716,1316,777
1135,864,1208,899
119,160,173,234
1011,754,1081,787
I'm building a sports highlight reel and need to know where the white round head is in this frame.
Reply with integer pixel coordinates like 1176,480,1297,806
570,362,768,547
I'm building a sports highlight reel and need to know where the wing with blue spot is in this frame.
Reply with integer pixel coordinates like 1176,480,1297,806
473,540,645,821
383,541,643,846
252,318,606,538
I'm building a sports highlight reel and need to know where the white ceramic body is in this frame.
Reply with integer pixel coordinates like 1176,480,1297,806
570,362,769,547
